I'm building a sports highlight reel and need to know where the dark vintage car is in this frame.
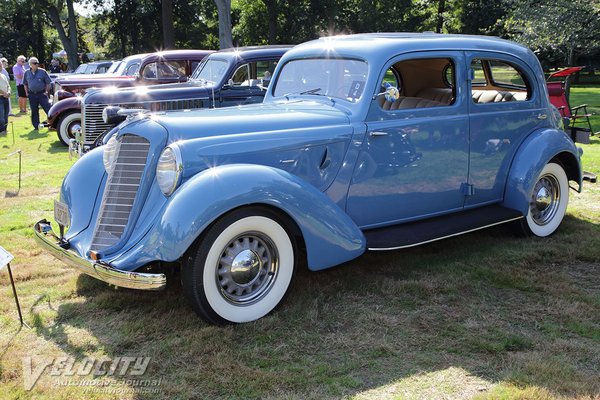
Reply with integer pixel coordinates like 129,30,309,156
35,33,583,325
80,46,292,149
49,60,118,82
47,50,214,145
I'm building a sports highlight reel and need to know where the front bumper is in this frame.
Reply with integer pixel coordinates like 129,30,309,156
34,219,166,290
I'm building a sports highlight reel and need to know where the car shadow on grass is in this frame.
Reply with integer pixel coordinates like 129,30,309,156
27,217,600,399
46,139,69,154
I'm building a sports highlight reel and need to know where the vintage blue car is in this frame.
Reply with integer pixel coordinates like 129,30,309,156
35,33,583,324
80,46,291,149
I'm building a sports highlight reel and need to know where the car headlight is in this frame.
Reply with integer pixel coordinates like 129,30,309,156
156,146,182,196
102,106,126,124
103,135,118,173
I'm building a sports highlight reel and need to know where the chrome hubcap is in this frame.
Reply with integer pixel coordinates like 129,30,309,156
216,233,278,305
530,174,560,226
68,122,81,138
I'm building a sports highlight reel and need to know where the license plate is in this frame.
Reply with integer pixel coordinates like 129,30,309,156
54,200,71,228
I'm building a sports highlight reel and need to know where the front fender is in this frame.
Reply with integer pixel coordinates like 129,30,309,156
61,147,106,238
114,164,366,271
502,128,582,215
48,97,82,129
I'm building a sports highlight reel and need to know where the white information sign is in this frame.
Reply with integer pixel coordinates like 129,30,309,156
0,246,14,270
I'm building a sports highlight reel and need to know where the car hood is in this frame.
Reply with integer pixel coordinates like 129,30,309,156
141,100,351,142
85,80,212,104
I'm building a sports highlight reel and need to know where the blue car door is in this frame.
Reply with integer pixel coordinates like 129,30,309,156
465,53,543,207
347,52,470,228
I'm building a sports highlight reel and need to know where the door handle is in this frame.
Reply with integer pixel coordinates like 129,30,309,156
537,113,547,120
369,131,389,137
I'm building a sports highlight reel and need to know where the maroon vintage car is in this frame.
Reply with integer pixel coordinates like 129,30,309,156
48,49,213,145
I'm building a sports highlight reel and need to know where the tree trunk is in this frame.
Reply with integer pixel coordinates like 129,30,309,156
66,0,78,60
162,0,175,49
436,0,446,33
263,0,277,44
565,45,575,102
213,0,233,49
46,4,79,69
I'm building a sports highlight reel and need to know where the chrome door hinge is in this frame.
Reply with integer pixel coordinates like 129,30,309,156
461,183,475,196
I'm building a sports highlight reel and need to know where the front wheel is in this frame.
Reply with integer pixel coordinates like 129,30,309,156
518,162,569,237
182,207,298,324
57,111,82,146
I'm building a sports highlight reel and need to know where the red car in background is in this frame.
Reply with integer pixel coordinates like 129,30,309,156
48,49,214,145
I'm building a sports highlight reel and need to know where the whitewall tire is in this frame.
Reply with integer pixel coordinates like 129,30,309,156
57,112,82,146
521,162,569,237
183,207,298,324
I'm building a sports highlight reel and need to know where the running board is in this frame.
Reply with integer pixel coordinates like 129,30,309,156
364,205,523,251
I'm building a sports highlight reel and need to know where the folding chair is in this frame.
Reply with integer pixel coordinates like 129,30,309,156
546,67,597,183
546,67,598,140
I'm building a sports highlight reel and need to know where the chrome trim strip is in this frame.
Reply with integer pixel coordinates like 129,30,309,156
368,216,524,251
34,219,166,290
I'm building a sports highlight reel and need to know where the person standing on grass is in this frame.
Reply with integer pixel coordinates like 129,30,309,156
12,55,28,113
23,57,51,131
0,68,10,135
0,58,13,116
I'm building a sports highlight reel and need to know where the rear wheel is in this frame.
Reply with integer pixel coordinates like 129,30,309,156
182,207,298,324
57,111,81,146
518,162,569,237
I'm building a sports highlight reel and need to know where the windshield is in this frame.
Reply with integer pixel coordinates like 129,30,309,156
191,58,228,85
111,58,140,76
107,61,121,74
273,58,368,102
74,64,87,74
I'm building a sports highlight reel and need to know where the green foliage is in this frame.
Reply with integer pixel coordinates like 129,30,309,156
504,0,600,67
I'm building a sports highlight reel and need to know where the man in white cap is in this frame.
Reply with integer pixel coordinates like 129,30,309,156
12,55,28,113
23,56,52,130
0,58,13,116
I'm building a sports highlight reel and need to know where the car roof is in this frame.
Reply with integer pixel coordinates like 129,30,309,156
140,50,214,64
286,33,534,63
210,45,293,60
87,60,115,65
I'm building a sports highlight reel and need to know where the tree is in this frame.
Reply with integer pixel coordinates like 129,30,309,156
504,0,600,67
213,0,233,49
42,0,80,68
162,0,175,49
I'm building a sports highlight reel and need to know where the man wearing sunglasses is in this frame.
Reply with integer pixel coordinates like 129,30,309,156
23,57,51,130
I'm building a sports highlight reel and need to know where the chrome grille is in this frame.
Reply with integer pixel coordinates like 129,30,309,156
82,103,113,146
90,135,150,252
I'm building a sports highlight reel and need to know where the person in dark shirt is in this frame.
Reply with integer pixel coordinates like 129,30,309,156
23,57,52,130
49,59,61,73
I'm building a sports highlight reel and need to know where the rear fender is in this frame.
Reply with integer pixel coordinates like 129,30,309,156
114,164,366,271
502,128,582,215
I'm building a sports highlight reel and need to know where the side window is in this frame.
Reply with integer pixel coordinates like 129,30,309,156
489,60,526,87
378,58,455,111
141,62,157,79
470,59,530,104
230,63,250,85
156,60,186,79
471,59,486,85
256,60,278,85
126,63,140,76
382,67,400,90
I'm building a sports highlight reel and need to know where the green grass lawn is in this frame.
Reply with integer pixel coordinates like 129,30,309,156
0,85,598,399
